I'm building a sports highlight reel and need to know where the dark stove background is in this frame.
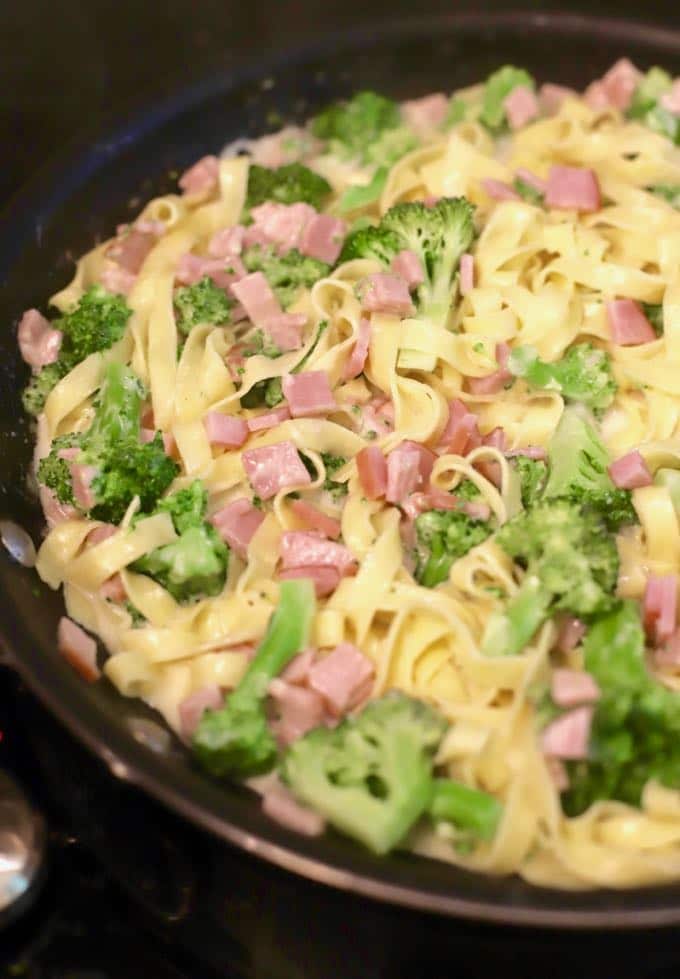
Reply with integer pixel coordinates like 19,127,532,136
3,1,680,976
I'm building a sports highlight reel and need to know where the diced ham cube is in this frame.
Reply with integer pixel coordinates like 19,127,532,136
262,313,306,352
307,643,375,716
107,229,156,274
644,574,678,645
551,669,601,708
483,427,507,452
459,253,474,296
247,405,291,432
546,757,570,792
40,487,78,528
87,524,118,546
99,573,126,603
481,179,521,202
555,616,586,653
606,300,657,346
608,449,653,489
268,677,326,745
242,441,311,499
282,371,336,417
100,264,137,295
262,783,326,836
18,309,62,368
583,81,611,110
70,463,98,511
602,58,642,111
204,411,249,448
280,531,358,576
545,166,602,213
179,684,223,739
359,273,415,316
281,649,316,684
210,498,265,559
503,85,539,129
391,250,424,290
251,201,317,252
438,399,481,454
279,565,340,598
300,213,346,264
385,444,422,504
466,342,512,395
176,253,245,290
356,396,395,438
343,317,371,381
230,271,282,328
57,617,100,682
356,445,388,500
208,225,245,259
539,83,575,115
178,155,219,196
289,499,341,539
401,93,448,135
541,706,593,760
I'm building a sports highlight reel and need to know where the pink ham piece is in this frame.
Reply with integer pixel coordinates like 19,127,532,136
179,685,222,739
230,271,281,328
87,524,118,546
289,499,341,540
300,213,347,264
661,79,680,115
556,616,586,653
250,201,317,253
385,443,424,505
18,309,62,368
208,225,245,259
551,669,601,708
70,463,98,511
99,264,136,295
391,250,425,289
466,343,512,395
107,229,156,275
503,85,539,129
99,573,126,603
539,83,575,115
584,82,610,110
282,371,336,418
307,643,375,716
359,273,415,317
483,427,507,452
357,397,395,438
586,59,642,112
439,399,481,454
176,253,245,290
203,411,248,448
262,312,306,353
211,498,265,559
242,441,311,499
343,317,371,381
269,677,326,745
459,253,475,296
262,783,325,836
279,565,340,598
546,757,570,792
608,449,653,489
247,405,291,433
481,179,520,202
545,165,602,212
40,487,78,528
57,616,100,682
644,574,678,645
401,93,448,135
606,299,657,346
514,167,547,194
178,155,219,196
655,628,680,668
281,648,316,684
356,445,388,500
541,706,593,760
280,531,357,576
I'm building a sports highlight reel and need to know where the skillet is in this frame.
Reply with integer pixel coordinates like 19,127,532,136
1,12,680,928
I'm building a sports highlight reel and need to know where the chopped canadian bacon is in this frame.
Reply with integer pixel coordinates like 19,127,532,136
99,573,127,603
539,83,575,115
555,616,586,653
179,685,223,739
208,225,245,258
262,312,306,352
230,271,282,328
307,643,375,716
87,523,118,546
587,59,641,112
401,93,449,134
439,399,481,454
483,427,507,452
18,309,62,368
481,179,521,202
551,669,601,708
203,411,249,448
178,155,219,196
545,165,602,212
242,225,271,250
279,565,340,597
281,648,316,684
606,299,656,346
282,371,336,417
210,498,265,559
40,487,78,528
583,81,611,110
661,79,680,115
466,343,512,395
644,574,678,644
459,253,475,296
250,201,317,252
99,263,136,295
391,249,425,289
247,405,291,432
135,219,166,236
57,616,100,682
107,229,156,274
608,449,653,489
262,784,326,836
385,442,434,504
269,677,327,745
300,213,347,264
503,85,539,129
359,273,415,316
403,440,436,483
357,397,395,438
655,628,680,668
242,441,311,499
176,253,245,289
356,445,388,500
541,706,594,760
280,531,357,576
289,499,342,540
343,317,371,381
70,463,98,511
514,167,547,193
474,457,502,488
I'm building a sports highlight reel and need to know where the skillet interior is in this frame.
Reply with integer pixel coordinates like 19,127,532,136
2,12,680,927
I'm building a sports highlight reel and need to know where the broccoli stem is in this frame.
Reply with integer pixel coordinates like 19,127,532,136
429,778,503,840
482,574,551,657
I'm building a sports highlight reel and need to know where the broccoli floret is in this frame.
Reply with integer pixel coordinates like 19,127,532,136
37,361,178,524
173,276,233,335
338,166,389,214
320,452,348,501
244,163,332,221
35,433,79,505
154,480,207,533
414,509,492,588
512,177,544,206
480,66,535,133
365,126,417,169
444,97,469,128
508,343,617,415
193,579,317,777
242,246,330,308
22,361,70,417
311,91,416,168
240,376,285,410
281,691,447,855
125,601,147,627
242,329,283,359
642,302,664,336
453,479,482,501
647,184,680,208
428,778,503,842
339,223,404,266
482,500,618,657
514,456,548,508
542,406,637,531
627,67,680,144
563,601,680,815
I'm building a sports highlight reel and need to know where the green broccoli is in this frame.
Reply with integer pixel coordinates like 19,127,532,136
514,455,548,508
173,276,233,335
479,66,536,133
414,509,492,588
243,163,332,221
642,302,664,336
193,578,317,777
311,91,416,168
239,320,328,411
444,96,471,128
338,166,389,214
627,67,680,144
453,479,482,501
563,601,680,815
241,329,283,359
22,361,70,417
508,343,617,414
482,500,618,658
428,778,503,842
341,197,475,328
512,176,545,206
320,452,348,501
242,246,330,308
37,361,178,523
647,184,680,208
282,691,447,855
542,406,637,531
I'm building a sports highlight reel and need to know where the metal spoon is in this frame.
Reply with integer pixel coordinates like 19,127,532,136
0,771,46,920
